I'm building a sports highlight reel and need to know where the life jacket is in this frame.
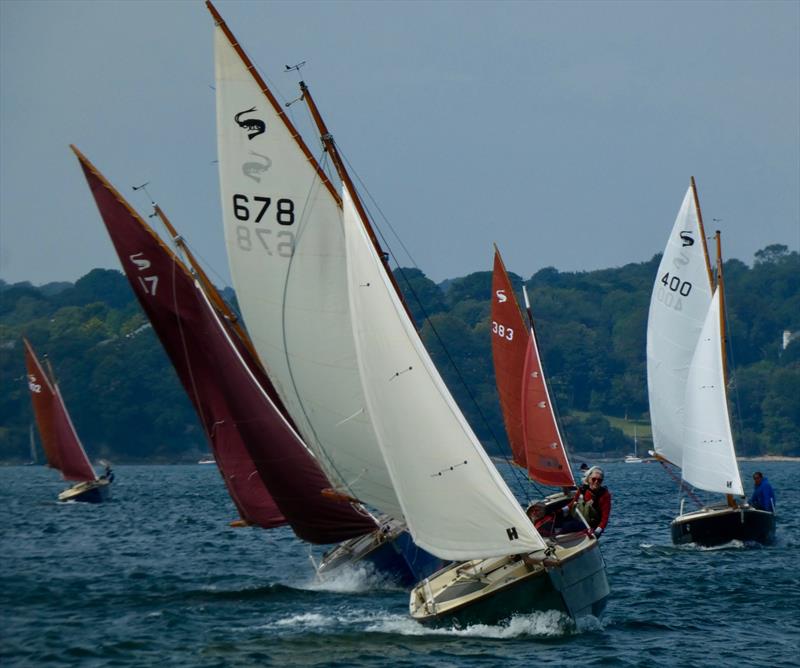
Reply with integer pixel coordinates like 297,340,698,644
574,485,607,528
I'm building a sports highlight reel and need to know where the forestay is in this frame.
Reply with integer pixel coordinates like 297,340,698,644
211,13,402,519
343,188,545,561
646,185,713,467
682,290,744,496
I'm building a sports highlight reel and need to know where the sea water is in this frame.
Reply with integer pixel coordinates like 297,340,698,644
1,461,798,667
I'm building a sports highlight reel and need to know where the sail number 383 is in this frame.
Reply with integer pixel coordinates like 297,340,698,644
492,321,514,341
233,193,295,257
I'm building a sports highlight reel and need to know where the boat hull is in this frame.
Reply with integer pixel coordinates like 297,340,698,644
58,478,111,504
409,534,608,627
317,517,446,585
670,504,775,547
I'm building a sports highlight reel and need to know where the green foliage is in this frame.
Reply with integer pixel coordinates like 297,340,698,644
1,244,798,463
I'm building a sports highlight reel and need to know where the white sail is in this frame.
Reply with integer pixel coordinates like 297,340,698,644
342,187,545,561
682,290,744,496
646,185,713,466
212,23,402,518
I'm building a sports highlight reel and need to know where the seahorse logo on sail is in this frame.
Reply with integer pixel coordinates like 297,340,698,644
242,151,272,183
235,107,266,140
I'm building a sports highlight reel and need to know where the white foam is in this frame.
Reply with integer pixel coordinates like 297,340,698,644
296,562,401,594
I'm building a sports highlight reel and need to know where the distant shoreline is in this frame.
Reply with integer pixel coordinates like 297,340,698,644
738,455,800,462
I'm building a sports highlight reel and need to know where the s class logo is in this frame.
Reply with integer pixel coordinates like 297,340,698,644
680,231,694,247
496,289,507,303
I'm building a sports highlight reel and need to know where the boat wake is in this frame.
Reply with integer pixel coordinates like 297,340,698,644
641,540,753,554
296,562,403,594
370,610,576,638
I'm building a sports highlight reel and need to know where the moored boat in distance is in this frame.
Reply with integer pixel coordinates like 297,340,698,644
647,179,775,547
23,338,113,503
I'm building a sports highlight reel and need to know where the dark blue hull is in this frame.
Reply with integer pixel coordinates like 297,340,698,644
317,518,446,586
671,504,775,547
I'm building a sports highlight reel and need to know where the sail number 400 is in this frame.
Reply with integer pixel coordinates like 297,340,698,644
492,321,514,341
657,272,692,311
233,194,295,225
660,272,692,296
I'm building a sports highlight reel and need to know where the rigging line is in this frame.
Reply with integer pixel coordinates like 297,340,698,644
720,271,748,453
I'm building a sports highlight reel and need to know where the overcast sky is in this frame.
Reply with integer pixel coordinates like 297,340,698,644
1,0,798,288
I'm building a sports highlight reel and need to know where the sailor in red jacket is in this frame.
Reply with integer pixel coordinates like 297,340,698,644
567,466,611,538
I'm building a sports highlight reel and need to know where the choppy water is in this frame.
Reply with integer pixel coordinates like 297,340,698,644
2,461,798,667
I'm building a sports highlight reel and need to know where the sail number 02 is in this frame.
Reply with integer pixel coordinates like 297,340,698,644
233,193,295,257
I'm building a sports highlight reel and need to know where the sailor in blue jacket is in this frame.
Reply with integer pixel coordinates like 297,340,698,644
749,472,776,512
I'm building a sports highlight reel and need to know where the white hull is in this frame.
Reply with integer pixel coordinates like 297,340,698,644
57,477,111,503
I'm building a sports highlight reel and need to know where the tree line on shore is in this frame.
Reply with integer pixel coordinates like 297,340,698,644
1,243,797,463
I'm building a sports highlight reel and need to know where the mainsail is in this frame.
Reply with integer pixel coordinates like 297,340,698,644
646,180,714,467
343,188,545,560
682,289,744,496
24,338,97,483
73,146,377,542
209,1,402,519
491,249,575,488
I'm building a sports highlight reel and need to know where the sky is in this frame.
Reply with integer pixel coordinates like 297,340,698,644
1,0,798,288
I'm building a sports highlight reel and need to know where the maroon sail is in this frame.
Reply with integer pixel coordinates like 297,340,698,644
73,145,377,542
24,338,97,483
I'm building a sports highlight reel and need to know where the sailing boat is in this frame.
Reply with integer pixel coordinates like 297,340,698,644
208,1,444,583
408,247,610,625
624,426,643,464
647,179,775,546
72,145,380,546
209,1,607,623
23,338,112,503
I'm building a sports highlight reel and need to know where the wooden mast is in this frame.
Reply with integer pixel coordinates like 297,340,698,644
150,205,261,364
299,80,415,322
690,176,715,291
715,230,737,507
69,144,262,367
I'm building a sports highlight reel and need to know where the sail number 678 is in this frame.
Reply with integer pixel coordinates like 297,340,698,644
233,194,295,226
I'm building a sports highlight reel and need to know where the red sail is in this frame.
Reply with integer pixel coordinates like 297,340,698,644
521,324,575,488
491,249,575,488
24,339,97,482
490,249,529,469
73,146,377,542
